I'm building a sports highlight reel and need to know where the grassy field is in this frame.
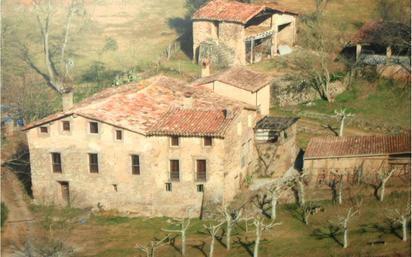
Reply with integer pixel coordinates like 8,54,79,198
30,189,411,257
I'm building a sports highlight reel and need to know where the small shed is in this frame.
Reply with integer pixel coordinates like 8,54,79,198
255,116,299,143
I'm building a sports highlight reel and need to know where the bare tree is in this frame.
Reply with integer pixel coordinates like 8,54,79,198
135,235,170,257
330,207,359,248
386,203,411,242
252,215,281,257
162,209,192,256
203,221,225,257
301,202,322,225
334,109,354,137
328,172,344,205
289,174,306,207
267,181,289,221
220,206,242,250
18,0,86,98
377,168,396,202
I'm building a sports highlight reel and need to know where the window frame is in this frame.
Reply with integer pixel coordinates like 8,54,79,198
169,159,180,182
196,159,207,182
196,184,204,192
62,120,71,132
51,152,62,173
203,136,213,147
170,136,180,147
115,129,123,141
131,154,140,175
88,153,99,173
165,182,172,192
89,122,99,134
39,126,49,134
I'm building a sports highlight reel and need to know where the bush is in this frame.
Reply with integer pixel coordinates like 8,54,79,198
1,202,9,228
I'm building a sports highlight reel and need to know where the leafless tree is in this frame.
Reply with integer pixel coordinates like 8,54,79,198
203,221,225,257
266,180,289,221
252,215,281,257
301,202,322,225
386,203,411,242
329,207,359,248
162,209,192,256
289,174,306,207
334,109,354,137
219,206,242,250
135,235,170,257
377,168,396,202
18,0,86,98
328,172,344,205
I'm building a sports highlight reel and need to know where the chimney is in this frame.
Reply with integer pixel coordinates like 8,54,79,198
183,91,193,108
223,108,234,119
201,58,210,78
62,89,74,111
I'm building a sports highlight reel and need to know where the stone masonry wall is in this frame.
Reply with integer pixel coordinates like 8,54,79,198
27,112,254,218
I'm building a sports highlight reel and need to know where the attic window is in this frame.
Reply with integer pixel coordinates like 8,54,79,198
40,126,48,133
170,136,179,146
115,130,123,140
89,122,99,134
204,136,212,146
62,121,70,131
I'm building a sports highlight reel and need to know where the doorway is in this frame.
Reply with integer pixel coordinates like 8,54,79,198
58,181,70,207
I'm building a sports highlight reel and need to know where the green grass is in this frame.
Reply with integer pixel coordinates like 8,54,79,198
1,202,9,228
31,189,411,257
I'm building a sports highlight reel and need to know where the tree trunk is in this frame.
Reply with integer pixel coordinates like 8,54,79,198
226,225,231,250
343,227,348,248
254,228,261,257
379,181,386,202
271,195,278,220
209,235,215,257
182,231,186,256
339,117,345,137
402,217,407,242
297,180,305,206
337,180,343,205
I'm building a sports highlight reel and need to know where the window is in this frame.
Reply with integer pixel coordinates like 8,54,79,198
116,130,123,140
170,136,179,146
131,155,140,175
89,153,99,173
40,126,48,133
62,121,70,131
51,153,62,173
170,160,180,181
197,184,204,192
89,122,99,134
204,136,212,146
165,182,172,192
196,159,207,181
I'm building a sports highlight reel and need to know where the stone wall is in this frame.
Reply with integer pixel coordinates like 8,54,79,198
27,111,255,217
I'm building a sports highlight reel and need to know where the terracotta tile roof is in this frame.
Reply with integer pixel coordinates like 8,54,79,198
191,67,273,92
350,21,411,47
148,108,237,137
24,75,255,137
305,134,411,159
193,0,298,24
192,0,265,24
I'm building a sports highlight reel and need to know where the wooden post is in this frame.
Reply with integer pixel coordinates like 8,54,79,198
250,40,254,64
355,44,362,61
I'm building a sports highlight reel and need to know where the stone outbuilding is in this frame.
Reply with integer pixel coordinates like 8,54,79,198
192,0,298,65
191,66,273,115
304,134,411,185
24,75,259,218
254,116,300,178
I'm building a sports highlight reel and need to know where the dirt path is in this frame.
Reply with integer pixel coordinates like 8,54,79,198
298,118,373,136
1,169,35,256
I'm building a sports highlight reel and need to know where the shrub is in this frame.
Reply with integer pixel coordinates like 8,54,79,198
1,202,9,228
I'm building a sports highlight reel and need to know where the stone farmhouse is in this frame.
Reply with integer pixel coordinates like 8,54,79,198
24,76,261,217
304,134,411,185
192,66,273,115
192,0,298,65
